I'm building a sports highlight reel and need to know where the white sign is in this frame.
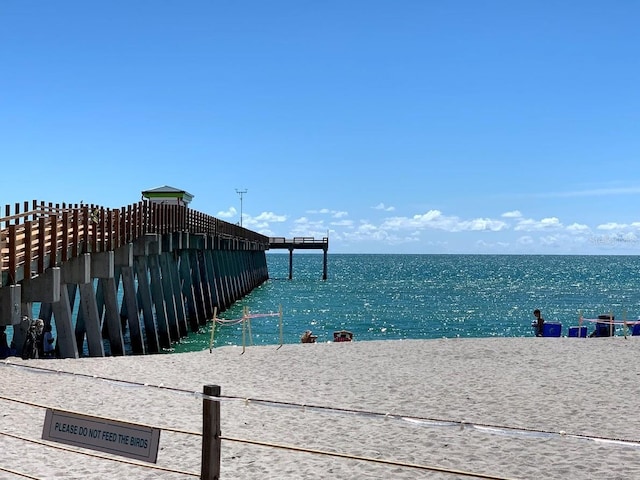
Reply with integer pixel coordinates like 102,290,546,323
42,409,161,463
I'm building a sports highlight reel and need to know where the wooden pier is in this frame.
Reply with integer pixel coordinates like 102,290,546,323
0,199,277,358
268,237,329,280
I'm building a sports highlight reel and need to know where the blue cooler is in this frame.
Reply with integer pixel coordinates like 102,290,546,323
568,326,587,338
632,324,640,336
542,323,562,337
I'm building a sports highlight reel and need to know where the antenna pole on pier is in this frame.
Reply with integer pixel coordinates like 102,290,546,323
235,188,247,227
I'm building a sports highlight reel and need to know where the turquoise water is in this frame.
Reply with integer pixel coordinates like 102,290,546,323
173,254,640,352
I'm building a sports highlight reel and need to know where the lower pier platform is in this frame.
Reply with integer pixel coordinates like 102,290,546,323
268,237,329,280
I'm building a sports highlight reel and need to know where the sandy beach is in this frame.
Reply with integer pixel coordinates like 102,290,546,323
1,337,640,479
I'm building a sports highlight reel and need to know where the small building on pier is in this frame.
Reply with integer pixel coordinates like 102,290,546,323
141,185,194,206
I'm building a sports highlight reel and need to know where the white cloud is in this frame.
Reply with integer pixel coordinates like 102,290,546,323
459,218,508,232
253,211,287,222
373,203,395,212
501,210,522,218
216,206,237,219
379,210,507,233
597,222,627,230
247,199,640,254
566,223,590,233
514,217,562,231
243,211,288,230
291,217,325,231
306,208,350,218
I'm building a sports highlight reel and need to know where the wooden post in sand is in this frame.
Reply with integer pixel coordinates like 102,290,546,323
278,304,283,348
609,311,614,337
201,384,221,480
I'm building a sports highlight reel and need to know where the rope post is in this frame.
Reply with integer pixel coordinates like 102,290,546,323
246,307,254,346
278,304,283,348
209,306,218,353
578,310,583,337
201,384,221,480
609,311,614,337
241,309,246,355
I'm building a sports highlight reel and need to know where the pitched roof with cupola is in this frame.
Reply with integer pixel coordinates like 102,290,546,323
141,185,194,204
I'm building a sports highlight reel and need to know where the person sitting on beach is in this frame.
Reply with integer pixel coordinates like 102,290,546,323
533,309,544,337
300,330,317,343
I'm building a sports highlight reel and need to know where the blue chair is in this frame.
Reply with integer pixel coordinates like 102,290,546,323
542,323,562,337
568,326,587,338
632,323,640,336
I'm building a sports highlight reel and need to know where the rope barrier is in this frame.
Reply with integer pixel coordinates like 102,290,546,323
245,313,280,318
217,313,280,322
0,420,517,480
4,361,640,479
3,360,640,447
214,317,244,325
0,465,41,480
0,386,517,480
0,431,200,477
238,397,640,446
220,435,519,480
211,307,284,351
0,392,518,480
580,318,640,325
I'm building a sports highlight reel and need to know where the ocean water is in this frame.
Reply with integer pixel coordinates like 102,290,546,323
173,254,640,352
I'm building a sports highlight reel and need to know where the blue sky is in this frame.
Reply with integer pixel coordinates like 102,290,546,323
2,1,639,254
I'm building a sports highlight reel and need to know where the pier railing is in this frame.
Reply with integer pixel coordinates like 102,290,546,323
0,200,270,287
268,237,329,250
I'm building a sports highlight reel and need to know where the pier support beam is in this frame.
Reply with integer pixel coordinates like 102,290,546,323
187,236,207,325
134,235,162,353
179,246,199,332
167,233,188,337
0,285,21,326
64,254,104,357
323,248,328,281
148,252,171,349
116,243,145,355
159,234,180,342
213,250,230,311
203,248,220,315
288,249,293,280
92,251,125,356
